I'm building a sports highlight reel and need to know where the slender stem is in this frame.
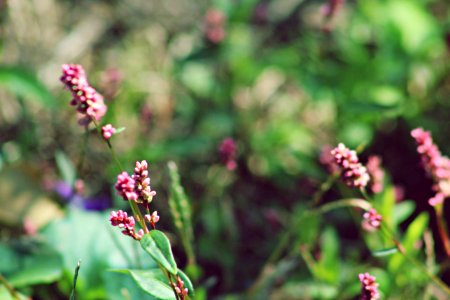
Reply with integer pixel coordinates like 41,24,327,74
90,118,123,172
435,205,450,257
312,173,339,206
130,201,148,234
76,126,90,175
0,273,19,300
380,223,450,295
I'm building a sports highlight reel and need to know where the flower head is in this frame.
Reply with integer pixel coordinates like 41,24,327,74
331,143,370,188
411,128,450,206
115,172,138,201
145,211,160,229
60,64,107,125
109,210,143,240
101,124,116,140
362,208,382,232
219,138,237,171
358,273,380,300
171,276,188,300
132,160,157,204
366,155,385,193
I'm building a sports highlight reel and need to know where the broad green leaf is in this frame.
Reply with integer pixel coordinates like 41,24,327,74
1,240,63,287
55,151,76,187
0,65,56,107
113,269,174,300
140,230,178,275
177,269,195,299
168,161,195,265
372,247,398,257
314,227,339,283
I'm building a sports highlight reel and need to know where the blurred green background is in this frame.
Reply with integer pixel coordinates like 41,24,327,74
1,0,450,299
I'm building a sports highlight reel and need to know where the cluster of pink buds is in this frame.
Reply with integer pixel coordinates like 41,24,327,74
219,138,237,171
115,160,156,204
358,273,380,300
60,64,107,125
331,143,370,188
366,156,385,193
204,9,226,44
362,208,382,232
109,210,144,240
171,276,188,300
145,211,160,229
101,124,116,140
411,128,450,206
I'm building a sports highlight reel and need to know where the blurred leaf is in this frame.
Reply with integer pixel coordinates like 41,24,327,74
114,269,174,300
0,65,55,107
179,62,214,98
294,209,320,246
314,227,339,283
140,230,178,275
315,198,372,214
389,212,429,272
55,151,76,187
177,269,195,299
115,127,126,134
0,240,63,288
0,286,29,300
372,247,398,257
393,201,415,226
41,208,154,298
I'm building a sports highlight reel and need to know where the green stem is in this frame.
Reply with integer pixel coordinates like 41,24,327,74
0,273,19,300
76,126,90,175
312,173,339,206
380,224,450,295
434,205,450,257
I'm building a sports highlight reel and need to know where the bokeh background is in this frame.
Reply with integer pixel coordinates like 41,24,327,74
1,0,450,299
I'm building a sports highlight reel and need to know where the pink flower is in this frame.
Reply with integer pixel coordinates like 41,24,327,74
60,64,107,125
204,9,226,44
101,124,116,140
219,138,237,171
362,208,382,232
171,276,188,300
132,160,157,204
109,210,143,240
145,211,160,229
411,128,450,206
331,143,370,188
115,172,138,201
358,273,380,300
366,156,384,193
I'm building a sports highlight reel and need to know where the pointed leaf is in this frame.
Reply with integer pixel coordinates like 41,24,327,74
372,247,398,257
168,161,195,264
113,269,174,300
140,230,178,275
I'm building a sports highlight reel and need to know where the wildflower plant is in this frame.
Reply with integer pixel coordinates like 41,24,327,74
60,64,194,300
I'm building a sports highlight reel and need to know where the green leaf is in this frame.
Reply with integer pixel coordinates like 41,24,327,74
314,227,339,283
168,161,195,265
393,201,415,226
140,230,178,275
55,151,76,186
177,269,195,299
114,269,174,300
0,65,56,107
314,198,372,214
115,127,126,134
3,241,63,287
372,247,398,257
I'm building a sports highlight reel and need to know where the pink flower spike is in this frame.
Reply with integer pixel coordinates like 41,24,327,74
331,143,370,188
362,209,382,232
429,193,445,206
358,273,380,300
102,124,116,140
115,172,138,201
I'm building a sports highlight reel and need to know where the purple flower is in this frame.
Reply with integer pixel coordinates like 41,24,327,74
60,64,107,125
362,208,382,232
331,143,370,188
411,128,450,206
358,273,380,300
219,138,237,171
